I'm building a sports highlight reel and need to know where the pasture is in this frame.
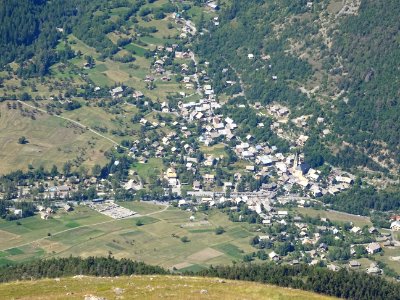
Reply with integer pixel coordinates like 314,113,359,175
0,103,111,174
295,207,372,227
0,202,258,270
0,275,337,300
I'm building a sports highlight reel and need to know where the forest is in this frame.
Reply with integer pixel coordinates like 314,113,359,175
0,0,159,77
331,0,400,165
322,184,400,216
194,0,400,172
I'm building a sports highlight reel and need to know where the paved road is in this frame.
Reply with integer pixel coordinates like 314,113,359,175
0,203,170,252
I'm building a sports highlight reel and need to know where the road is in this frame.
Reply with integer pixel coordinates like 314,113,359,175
17,100,128,150
0,203,170,253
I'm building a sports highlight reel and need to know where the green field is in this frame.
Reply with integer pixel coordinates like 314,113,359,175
132,158,164,185
0,275,336,300
0,103,111,174
125,43,148,57
0,203,258,270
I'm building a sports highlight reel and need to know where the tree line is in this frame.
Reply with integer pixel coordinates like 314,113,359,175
0,257,399,300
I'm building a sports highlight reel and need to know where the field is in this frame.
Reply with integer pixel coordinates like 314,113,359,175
0,275,336,300
0,103,111,174
60,103,141,143
295,207,372,227
0,202,259,270
132,158,164,185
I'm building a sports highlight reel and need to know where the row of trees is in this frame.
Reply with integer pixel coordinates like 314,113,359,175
0,256,166,282
196,263,400,300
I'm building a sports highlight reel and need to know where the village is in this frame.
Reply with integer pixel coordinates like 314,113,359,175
1,1,400,279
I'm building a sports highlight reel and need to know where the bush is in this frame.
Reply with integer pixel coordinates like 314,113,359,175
180,236,190,243
215,226,225,235
18,136,28,144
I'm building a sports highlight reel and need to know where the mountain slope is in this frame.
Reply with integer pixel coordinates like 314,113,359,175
195,0,400,175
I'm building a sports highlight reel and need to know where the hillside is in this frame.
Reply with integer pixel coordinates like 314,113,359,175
196,0,400,176
0,275,337,300
0,0,399,179
1,0,400,292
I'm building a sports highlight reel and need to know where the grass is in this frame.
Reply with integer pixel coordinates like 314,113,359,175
131,158,164,185
295,207,372,227
0,204,259,270
125,43,147,57
5,248,24,256
375,248,400,274
200,143,227,157
213,243,243,260
0,275,337,300
0,103,111,174
117,201,166,215
179,264,207,273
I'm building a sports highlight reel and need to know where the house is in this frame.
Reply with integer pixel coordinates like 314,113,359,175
166,168,177,179
207,2,219,10
246,165,255,172
262,219,272,225
269,251,279,261
369,227,378,234
204,174,215,183
248,53,254,59
366,263,382,275
277,210,288,217
335,176,354,184
349,260,361,268
350,226,361,234
110,86,124,98
327,264,340,272
318,243,328,252
124,179,141,191
40,212,50,220
13,209,22,218
133,91,144,99
366,242,381,254
63,204,73,212
390,221,400,231
193,181,202,191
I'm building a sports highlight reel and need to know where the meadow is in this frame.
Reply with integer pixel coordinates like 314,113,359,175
0,202,258,271
0,275,337,300
0,103,111,174
295,207,372,227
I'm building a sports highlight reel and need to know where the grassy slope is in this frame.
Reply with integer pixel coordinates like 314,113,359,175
0,103,111,174
0,275,337,300
0,1,197,172
294,207,372,227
